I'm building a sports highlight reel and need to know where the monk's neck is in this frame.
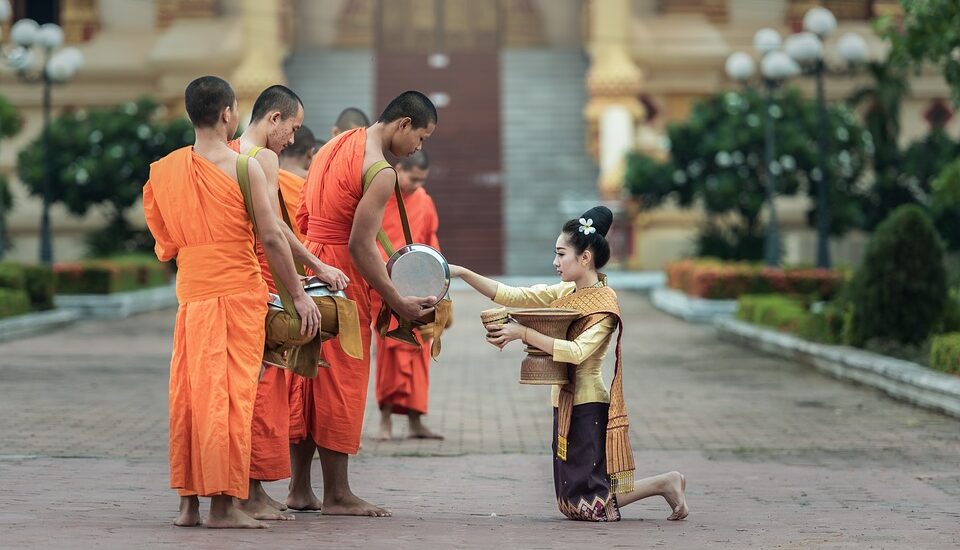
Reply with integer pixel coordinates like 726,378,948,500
367,122,390,156
239,124,270,151
193,127,230,155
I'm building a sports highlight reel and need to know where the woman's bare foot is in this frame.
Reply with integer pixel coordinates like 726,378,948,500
206,496,269,529
323,492,391,517
238,497,295,521
174,496,201,527
408,414,443,440
664,472,688,521
286,486,322,512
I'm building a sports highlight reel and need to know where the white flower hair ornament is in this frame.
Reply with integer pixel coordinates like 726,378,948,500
578,218,596,235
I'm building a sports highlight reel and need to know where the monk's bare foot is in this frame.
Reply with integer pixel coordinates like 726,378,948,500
407,424,443,440
323,493,391,517
376,408,393,441
239,497,295,521
286,487,322,512
664,472,688,521
174,496,201,527
264,492,288,511
206,497,268,529
408,414,443,439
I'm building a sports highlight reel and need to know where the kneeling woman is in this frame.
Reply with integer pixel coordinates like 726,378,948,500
450,206,688,522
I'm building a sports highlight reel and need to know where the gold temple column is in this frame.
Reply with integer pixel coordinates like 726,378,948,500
583,0,645,200
60,0,100,43
230,0,289,121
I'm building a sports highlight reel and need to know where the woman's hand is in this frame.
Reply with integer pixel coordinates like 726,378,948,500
449,264,466,278
485,321,526,349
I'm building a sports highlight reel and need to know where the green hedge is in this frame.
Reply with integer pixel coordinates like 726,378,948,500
54,255,171,295
737,294,849,344
737,295,809,333
0,288,31,319
0,262,55,311
929,333,960,375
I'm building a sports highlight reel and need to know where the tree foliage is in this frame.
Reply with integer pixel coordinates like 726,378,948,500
16,98,194,256
625,87,870,259
888,1,960,107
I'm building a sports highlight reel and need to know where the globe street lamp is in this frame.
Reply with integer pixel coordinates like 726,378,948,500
727,29,800,267
0,1,84,264
786,6,868,268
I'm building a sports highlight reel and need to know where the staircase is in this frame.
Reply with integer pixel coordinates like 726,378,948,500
502,50,598,275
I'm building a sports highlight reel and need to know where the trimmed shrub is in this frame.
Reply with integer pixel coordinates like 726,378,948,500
666,259,845,300
54,255,171,295
848,205,947,346
21,264,55,311
0,262,54,311
0,288,31,319
737,294,810,333
930,333,960,375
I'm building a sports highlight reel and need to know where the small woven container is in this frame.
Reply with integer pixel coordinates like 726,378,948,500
480,307,510,336
508,308,580,385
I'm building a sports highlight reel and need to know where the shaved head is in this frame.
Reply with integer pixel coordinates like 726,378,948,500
250,85,303,123
184,76,235,128
335,108,370,130
379,91,437,129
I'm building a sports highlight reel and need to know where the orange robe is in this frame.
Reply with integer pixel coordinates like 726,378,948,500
373,188,440,415
294,127,373,454
225,140,295,481
143,147,267,499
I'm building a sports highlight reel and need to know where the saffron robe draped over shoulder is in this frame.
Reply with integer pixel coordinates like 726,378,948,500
294,127,372,454
373,187,440,415
143,146,267,499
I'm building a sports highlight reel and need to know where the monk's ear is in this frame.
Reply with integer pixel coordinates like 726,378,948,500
398,117,412,131
270,110,282,125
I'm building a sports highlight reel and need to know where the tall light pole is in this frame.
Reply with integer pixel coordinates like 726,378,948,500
727,30,800,267
0,2,84,264
785,7,868,268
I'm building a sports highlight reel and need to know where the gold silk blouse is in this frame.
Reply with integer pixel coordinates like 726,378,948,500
493,282,615,407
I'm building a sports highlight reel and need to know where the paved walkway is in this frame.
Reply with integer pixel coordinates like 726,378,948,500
0,290,958,548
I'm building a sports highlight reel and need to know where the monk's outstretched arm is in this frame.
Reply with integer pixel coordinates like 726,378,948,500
247,158,321,337
350,168,435,321
278,220,349,291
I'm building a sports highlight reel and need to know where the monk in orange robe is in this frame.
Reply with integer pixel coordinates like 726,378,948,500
287,92,438,517
227,86,349,521
373,150,443,441
278,125,317,461
285,112,368,512
143,76,320,529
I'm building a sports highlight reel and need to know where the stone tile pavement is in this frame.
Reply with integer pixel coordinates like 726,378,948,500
0,289,958,548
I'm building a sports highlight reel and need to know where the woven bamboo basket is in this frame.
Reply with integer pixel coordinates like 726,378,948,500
509,308,580,385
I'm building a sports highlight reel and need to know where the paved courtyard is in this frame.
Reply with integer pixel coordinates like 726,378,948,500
0,289,958,548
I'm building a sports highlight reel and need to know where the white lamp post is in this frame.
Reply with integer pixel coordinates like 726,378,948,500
724,29,800,267
0,0,84,263
786,6,868,268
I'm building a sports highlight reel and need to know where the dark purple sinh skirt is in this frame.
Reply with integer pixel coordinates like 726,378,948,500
552,402,620,521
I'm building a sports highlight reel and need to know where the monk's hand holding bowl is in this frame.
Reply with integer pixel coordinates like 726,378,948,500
309,261,350,292
394,295,436,322
293,292,321,338
485,321,524,349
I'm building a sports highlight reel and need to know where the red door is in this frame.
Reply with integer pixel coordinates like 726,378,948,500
376,52,503,274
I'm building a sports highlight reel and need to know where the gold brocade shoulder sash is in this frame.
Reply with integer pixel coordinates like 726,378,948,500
549,284,635,494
